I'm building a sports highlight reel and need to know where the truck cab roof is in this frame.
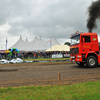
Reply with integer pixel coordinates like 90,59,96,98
70,32,97,39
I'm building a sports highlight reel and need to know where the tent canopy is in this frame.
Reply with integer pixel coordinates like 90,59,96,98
9,35,61,51
46,45,70,52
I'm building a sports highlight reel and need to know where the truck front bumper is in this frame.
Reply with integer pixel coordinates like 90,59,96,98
70,54,82,62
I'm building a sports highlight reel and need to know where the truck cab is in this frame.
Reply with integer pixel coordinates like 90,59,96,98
70,32,100,67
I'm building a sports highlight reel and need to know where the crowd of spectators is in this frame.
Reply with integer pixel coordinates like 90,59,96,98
0,51,70,59
10,51,70,59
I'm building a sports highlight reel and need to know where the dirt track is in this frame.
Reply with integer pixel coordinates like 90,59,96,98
0,62,100,87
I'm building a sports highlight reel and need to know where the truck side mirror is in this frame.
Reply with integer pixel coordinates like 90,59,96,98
83,37,85,42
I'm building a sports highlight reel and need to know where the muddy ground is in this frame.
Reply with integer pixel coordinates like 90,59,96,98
0,62,100,87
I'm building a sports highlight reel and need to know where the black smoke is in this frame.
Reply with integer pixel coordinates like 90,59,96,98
87,0,100,32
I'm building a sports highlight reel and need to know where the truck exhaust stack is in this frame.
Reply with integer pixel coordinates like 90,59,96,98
87,0,100,32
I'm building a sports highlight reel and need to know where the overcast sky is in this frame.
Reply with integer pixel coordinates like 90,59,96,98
0,0,99,50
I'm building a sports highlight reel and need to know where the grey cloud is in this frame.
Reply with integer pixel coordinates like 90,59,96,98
8,26,25,36
0,0,96,42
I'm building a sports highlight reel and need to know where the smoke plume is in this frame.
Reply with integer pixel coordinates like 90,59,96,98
87,0,100,32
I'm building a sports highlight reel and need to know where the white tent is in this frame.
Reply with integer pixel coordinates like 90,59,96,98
39,36,61,51
46,45,70,51
30,37,45,51
9,35,25,51
22,37,30,51
23,36,45,51
9,36,61,51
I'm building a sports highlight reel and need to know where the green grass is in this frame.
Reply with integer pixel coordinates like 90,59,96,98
0,81,100,100
23,57,70,61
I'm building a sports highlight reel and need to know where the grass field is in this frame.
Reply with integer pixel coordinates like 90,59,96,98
0,81,100,100
23,57,70,61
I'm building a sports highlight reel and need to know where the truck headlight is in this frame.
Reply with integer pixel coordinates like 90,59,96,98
77,55,82,58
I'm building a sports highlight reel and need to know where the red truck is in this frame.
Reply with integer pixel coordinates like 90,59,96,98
70,32,100,67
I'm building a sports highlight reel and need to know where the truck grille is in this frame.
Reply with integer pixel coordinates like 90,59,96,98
70,48,79,54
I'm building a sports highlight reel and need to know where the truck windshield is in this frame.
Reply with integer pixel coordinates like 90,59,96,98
71,35,80,45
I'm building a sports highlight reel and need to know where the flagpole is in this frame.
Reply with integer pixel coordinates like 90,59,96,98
6,38,7,50
5,38,8,59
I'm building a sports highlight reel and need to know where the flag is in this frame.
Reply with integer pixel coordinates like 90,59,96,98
49,40,50,48
6,38,7,50
49,40,50,44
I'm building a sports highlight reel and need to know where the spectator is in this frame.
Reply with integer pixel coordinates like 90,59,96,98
24,51,28,59
34,52,36,58
21,52,24,59
0,53,1,59
38,51,40,58
36,52,38,58
18,52,21,58
54,51,57,55
32,51,34,59
59,51,62,54
40,52,43,58
43,52,46,58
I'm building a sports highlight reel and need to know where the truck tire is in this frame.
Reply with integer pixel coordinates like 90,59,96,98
86,56,97,67
76,62,85,66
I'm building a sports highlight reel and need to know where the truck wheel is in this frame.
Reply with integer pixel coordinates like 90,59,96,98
86,56,97,67
76,62,85,66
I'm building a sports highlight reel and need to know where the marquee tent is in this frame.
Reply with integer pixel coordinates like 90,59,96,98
9,35,61,51
9,35,25,51
46,45,70,52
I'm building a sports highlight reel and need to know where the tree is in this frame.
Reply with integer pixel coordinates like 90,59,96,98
64,42,70,46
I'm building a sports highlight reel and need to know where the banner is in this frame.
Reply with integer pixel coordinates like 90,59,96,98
52,54,63,58
63,54,70,58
